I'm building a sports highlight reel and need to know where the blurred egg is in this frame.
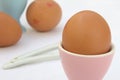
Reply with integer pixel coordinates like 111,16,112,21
62,10,111,55
0,12,22,47
26,0,62,32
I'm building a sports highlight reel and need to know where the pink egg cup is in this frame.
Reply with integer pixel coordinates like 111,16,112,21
59,44,114,80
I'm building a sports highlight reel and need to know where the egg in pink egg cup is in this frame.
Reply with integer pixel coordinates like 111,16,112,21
59,43,114,80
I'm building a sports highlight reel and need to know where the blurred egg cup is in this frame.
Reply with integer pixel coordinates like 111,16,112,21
0,0,28,32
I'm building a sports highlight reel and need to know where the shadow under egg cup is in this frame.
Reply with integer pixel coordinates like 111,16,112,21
59,44,114,80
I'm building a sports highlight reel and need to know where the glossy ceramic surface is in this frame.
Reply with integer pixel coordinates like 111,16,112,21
59,44,114,80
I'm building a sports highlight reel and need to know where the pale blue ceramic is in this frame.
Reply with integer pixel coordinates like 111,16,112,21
0,0,27,32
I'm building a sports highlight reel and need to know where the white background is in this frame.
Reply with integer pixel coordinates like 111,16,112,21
0,0,120,80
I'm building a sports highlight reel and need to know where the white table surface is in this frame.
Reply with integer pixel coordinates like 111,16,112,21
0,0,120,80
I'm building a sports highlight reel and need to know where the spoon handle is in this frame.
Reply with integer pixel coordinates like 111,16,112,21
11,43,58,61
3,51,59,69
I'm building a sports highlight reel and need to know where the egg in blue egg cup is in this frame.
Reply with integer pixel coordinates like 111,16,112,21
0,0,28,32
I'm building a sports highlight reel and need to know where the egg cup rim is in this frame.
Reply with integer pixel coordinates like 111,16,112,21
59,42,115,58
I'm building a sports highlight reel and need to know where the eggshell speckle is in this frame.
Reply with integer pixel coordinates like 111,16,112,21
0,12,22,47
26,0,62,32
62,10,111,55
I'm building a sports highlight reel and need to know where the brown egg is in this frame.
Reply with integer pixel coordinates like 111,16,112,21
62,10,111,55
26,0,62,32
0,12,22,47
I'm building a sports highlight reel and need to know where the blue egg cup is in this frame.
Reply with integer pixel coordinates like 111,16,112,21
0,0,28,32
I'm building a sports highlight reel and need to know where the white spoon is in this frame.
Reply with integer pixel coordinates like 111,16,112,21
2,43,59,69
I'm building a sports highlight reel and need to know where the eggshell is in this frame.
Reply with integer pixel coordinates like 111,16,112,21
26,0,62,32
62,10,111,55
0,12,22,47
